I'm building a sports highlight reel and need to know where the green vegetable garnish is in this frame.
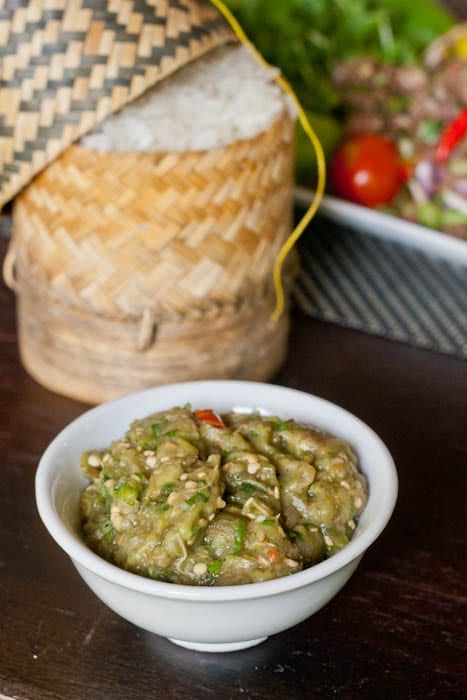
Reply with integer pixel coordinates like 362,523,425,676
272,421,294,431
102,522,114,544
185,490,210,507
417,201,442,229
230,520,247,554
115,481,141,504
208,560,222,575
161,482,176,495
226,1,453,107
240,482,265,495
148,567,174,582
225,0,453,183
417,119,443,145
104,492,113,515
262,519,277,527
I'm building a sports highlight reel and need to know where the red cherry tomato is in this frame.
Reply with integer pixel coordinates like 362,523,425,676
331,134,403,207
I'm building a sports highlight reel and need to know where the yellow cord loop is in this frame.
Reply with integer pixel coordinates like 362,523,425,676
209,0,326,321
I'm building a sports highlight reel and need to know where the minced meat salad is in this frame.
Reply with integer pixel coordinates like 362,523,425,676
80,407,368,586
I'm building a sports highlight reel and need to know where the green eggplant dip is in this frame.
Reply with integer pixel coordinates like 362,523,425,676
80,407,368,586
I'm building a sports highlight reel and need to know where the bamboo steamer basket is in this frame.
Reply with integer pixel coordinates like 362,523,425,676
1,1,297,404
9,112,295,403
15,271,293,405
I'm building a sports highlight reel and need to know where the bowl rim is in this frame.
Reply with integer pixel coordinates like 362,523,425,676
35,380,398,602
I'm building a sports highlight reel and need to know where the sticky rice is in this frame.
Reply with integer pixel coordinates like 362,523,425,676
81,45,290,153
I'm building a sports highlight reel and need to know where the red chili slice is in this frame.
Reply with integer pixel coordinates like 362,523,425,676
436,108,467,163
194,409,225,429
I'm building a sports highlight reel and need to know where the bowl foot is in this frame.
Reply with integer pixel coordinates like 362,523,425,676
168,637,267,653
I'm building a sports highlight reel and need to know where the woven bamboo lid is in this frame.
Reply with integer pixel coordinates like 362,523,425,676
0,0,233,208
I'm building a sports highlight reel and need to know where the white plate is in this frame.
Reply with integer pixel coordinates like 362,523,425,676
295,187,467,268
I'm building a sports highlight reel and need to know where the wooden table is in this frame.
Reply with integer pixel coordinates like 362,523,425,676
1,234,466,699
1,0,466,693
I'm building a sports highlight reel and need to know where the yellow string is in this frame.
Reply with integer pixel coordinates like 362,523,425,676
209,0,326,321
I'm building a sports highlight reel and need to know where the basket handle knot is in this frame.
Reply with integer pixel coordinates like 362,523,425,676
137,308,156,352
2,245,18,292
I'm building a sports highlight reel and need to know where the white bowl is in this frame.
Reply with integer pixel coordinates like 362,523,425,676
35,381,398,653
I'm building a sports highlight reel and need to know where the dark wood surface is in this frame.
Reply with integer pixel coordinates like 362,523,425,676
1,231,466,698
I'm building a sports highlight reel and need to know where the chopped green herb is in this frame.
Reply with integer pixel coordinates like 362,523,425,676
185,489,210,507
240,482,265,495
116,481,141,504
102,522,114,544
272,421,294,431
163,430,178,438
161,482,176,495
207,560,222,575
417,119,443,145
151,422,162,437
148,567,174,582
104,493,113,515
262,519,276,527
230,520,247,554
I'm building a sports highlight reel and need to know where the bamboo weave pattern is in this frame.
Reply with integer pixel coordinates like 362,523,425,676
0,0,232,207
13,113,295,319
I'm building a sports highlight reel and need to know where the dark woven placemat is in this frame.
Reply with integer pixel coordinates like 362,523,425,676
3,208,466,359
295,217,467,360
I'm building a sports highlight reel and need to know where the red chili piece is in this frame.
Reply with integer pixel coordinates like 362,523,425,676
194,409,225,428
436,108,467,163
